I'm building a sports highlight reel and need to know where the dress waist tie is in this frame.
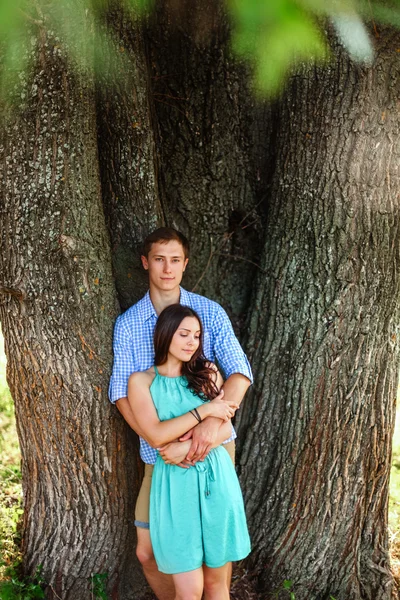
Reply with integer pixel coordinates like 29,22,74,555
195,453,216,499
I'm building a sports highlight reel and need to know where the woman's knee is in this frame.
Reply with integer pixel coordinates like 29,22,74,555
136,532,155,567
203,579,226,595
203,567,229,596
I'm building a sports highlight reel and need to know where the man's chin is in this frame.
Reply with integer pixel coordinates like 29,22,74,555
159,279,178,288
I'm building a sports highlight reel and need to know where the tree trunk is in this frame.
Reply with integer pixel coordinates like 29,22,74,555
0,7,140,598
146,0,273,329
236,30,400,600
96,2,164,312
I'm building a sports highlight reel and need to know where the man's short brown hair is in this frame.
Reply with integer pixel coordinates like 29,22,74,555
142,227,190,258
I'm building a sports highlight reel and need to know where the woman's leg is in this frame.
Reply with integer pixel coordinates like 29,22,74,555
203,563,231,600
172,568,203,600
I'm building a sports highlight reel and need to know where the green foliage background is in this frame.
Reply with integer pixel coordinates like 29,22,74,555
0,0,400,101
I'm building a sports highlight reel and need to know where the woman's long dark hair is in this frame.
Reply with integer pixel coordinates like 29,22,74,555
153,304,219,401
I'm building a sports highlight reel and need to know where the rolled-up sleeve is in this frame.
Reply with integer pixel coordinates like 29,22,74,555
212,305,253,383
108,316,135,403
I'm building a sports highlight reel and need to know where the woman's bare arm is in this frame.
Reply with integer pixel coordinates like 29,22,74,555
127,371,235,448
158,419,233,466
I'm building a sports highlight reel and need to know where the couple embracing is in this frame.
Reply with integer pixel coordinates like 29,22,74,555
109,228,252,600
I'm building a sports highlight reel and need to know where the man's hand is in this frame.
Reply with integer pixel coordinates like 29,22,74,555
185,417,221,462
158,440,194,468
176,377,250,463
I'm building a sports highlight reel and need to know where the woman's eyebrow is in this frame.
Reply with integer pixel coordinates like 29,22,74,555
178,328,201,333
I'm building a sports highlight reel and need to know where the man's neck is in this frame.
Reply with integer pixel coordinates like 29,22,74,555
149,285,181,315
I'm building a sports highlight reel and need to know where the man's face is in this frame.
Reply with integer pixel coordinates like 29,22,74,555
141,240,189,292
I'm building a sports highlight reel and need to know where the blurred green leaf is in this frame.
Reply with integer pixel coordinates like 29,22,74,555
229,1,327,95
255,12,327,94
123,0,154,15
0,28,32,108
0,2,24,38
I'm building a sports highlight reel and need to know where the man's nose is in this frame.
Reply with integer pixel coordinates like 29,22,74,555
163,261,172,272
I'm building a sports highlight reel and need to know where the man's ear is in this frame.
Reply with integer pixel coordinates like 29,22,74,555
141,255,149,270
183,258,189,272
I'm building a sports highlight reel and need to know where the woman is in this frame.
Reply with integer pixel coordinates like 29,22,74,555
128,304,251,600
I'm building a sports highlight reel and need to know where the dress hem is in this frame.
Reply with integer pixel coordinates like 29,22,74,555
158,552,251,575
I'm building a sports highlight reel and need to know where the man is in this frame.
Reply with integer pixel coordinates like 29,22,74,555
109,227,252,600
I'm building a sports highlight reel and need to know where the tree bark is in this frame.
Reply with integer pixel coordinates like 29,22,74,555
146,0,273,329
96,1,163,312
0,6,140,598
236,30,400,600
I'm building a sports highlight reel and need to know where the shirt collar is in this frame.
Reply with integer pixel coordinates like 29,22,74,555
179,286,191,307
141,291,158,322
142,287,191,321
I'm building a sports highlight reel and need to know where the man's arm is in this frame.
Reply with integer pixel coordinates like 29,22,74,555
158,419,233,468
116,396,148,438
186,373,250,461
186,303,253,462
109,316,152,442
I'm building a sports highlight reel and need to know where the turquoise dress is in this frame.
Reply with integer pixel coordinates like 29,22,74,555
149,367,251,574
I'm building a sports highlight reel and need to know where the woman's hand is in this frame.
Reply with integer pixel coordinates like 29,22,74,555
158,440,193,468
207,389,236,421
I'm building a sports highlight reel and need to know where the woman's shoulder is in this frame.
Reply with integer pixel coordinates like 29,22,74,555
128,368,156,386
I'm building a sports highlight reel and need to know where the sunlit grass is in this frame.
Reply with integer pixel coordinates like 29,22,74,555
0,329,22,580
389,407,400,583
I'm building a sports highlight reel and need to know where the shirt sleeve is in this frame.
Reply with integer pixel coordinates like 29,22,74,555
108,316,134,403
212,304,253,383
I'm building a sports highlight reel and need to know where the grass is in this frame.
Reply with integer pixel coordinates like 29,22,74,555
389,410,400,584
0,332,23,582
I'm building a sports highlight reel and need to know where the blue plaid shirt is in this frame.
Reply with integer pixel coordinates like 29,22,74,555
109,287,253,464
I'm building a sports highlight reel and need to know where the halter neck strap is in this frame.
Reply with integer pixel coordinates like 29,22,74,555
154,365,159,375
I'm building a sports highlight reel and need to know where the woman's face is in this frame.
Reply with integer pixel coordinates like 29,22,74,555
168,316,201,362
